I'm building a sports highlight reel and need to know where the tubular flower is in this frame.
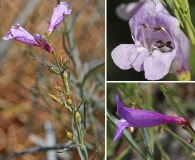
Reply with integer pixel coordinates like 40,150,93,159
47,1,72,34
111,0,190,80
3,23,53,53
113,94,187,142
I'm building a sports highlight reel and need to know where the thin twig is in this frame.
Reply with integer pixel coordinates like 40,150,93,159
0,144,76,159
70,0,91,30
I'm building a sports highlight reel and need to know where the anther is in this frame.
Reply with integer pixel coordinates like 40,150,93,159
166,41,172,45
142,24,148,31
156,40,163,44
153,26,175,49
156,40,165,48
165,41,173,49
152,26,162,32
141,24,148,49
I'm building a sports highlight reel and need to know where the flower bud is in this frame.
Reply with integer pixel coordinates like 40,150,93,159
63,72,68,79
49,94,63,105
55,86,63,92
66,130,73,140
63,59,70,68
76,112,81,123
176,70,191,81
49,66,60,75
67,99,72,105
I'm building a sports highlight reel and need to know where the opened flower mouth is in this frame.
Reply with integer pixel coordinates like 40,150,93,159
141,25,174,53
111,0,189,80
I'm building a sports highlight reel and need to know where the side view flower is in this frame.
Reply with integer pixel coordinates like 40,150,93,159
3,23,53,53
111,0,190,80
113,94,188,142
47,1,72,35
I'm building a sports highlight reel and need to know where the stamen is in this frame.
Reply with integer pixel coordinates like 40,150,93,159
152,26,161,32
165,41,173,49
141,24,148,49
166,41,171,45
156,40,165,48
153,26,175,49
156,40,163,44
151,45,160,51
149,41,161,52
142,24,148,31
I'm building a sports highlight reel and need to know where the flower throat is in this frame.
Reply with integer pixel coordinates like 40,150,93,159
141,24,174,53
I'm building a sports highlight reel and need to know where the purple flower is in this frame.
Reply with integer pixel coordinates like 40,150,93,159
3,23,53,53
113,94,187,142
34,34,53,53
47,2,72,34
111,0,190,80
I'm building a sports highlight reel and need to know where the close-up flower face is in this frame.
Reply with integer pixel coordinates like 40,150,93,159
111,0,188,80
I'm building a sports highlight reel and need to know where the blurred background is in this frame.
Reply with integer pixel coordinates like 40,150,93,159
107,0,195,81
107,83,195,160
0,0,105,159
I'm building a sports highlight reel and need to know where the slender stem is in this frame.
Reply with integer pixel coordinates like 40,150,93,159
0,144,76,159
163,125,195,150
158,83,184,117
52,51,83,145
72,104,83,144
52,51,61,72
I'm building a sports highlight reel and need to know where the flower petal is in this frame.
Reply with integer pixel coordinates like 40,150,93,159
116,0,169,22
154,0,169,14
116,2,144,21
144,50,177,80
3,30,13,40
34,34,53,53
113,118,129,142
131,50,148,72
111,44,147,70
47,2,72,32
129,0,156,44
3,23,38,46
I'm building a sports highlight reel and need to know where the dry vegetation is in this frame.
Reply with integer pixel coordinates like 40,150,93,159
0,0,105,159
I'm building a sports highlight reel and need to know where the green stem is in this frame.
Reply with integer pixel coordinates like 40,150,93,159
52,51,62,72
52,51,83,145
158,84,185,117
163,125,195,151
